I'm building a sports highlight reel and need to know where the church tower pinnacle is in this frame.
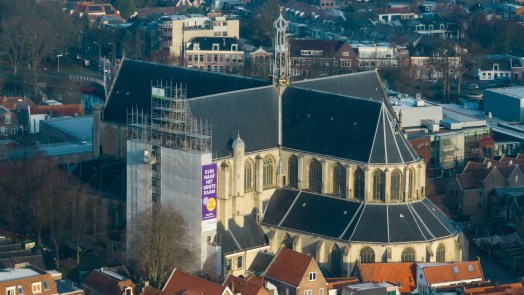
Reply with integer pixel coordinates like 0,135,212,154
272,8,290,87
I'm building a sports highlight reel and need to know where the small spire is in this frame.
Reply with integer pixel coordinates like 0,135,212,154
232,134,245,149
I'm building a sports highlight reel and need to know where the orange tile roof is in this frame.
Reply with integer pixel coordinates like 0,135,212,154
224,275,267,295
163,269,227,295
31,104,84,116
264,247,313,287
358,262,416,294
326,277,359,292
422,261,483,286
142,286,164,295
464,283,523,295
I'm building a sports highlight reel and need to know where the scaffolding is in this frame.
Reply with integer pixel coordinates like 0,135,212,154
127,80,212,153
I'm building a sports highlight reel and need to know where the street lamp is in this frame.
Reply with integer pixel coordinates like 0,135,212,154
93,41,101,77
56,54,63,74
108,42,116,66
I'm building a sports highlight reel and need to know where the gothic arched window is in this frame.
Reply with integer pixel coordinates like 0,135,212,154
372,169,385,202
408,169,415,200
390,169,402,201
309,159,322,193
330,244,342,277
360,247,375,263
401,247,416,262
244,159,254,191
263,155,275,188
354,167,365,200
436,244,445,262
282,233,293,250
333,163,346,197
288,155,299,189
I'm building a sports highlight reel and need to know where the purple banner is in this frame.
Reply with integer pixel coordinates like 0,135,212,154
201,163,217,221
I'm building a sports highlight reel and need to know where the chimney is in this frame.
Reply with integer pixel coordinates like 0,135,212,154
508,159,513,165
485,161,492,168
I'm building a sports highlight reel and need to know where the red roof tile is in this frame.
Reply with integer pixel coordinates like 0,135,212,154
142,286,164,295
163,269,227,295
0,97,35,110
463,283,523,295
224,275,268,295
358,262,416,294
247,275,264,286
423,261,483,285
31,104,84,116
265,247,313,287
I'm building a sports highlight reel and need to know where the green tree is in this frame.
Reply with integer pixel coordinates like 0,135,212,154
113,0,137,19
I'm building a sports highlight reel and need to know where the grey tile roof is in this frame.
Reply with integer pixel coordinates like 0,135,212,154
104,60,419,164
248,252,275,274
261,189,459,243
188,37,242,51
217,215,267,255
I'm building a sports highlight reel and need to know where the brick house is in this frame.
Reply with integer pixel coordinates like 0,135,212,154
81,268,135,295
0,106,19,137
264,248,328,295
184,37,244,74
0,265,58,295
289,39,358,80
447,158,524,226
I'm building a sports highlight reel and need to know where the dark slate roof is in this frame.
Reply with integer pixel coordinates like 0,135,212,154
248,252,275,274
188,37,243,51
188,87,278,158
289,39,347,58
105,60,418,163
261,189,459,243
282,87,419,164
103,59,270,125
217,215,267,255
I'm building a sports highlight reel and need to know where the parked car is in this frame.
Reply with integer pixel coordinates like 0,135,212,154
468,83,479,89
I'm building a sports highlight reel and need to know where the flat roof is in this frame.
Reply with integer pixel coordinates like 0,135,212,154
485,87,524,99
0,268,41,282
441,104,486,124
41,116,93,142
39,142,92,157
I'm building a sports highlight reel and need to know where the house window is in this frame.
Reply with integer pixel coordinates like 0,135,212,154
401,247,416,262
244,159,254,191
288,155,299,189
212,44,219,51
32,282,42,294
17,285,24,295
333,163,346,197
263,155,275,188
188,55,192,62
125,287,132,295
225,55,230,62
6,286,16,295
0,127,7,136
309,272,317,281
390,169,402,201
436,243,445,262
11,127,17,134
5,114,11,124
309,158,322,193
320,288,324,295
304,291,312,295
360,246,375,263
237,256,243,269
43,281,49,290
194,44,200,50
354,167,365,200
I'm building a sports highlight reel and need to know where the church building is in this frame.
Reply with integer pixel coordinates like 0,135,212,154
94,12,465,277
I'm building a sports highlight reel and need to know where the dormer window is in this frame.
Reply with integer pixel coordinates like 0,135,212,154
232,44,238,51
494,64,499,71
32,282,42,294
194,43,200,50
212,44,219,51
5,114,11,124
125,287,133,295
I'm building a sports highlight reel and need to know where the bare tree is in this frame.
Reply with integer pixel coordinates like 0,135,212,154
70,186,97,264
0,16,27,76
127,204,194,288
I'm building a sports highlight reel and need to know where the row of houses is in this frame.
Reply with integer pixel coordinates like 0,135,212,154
2,246,521,295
